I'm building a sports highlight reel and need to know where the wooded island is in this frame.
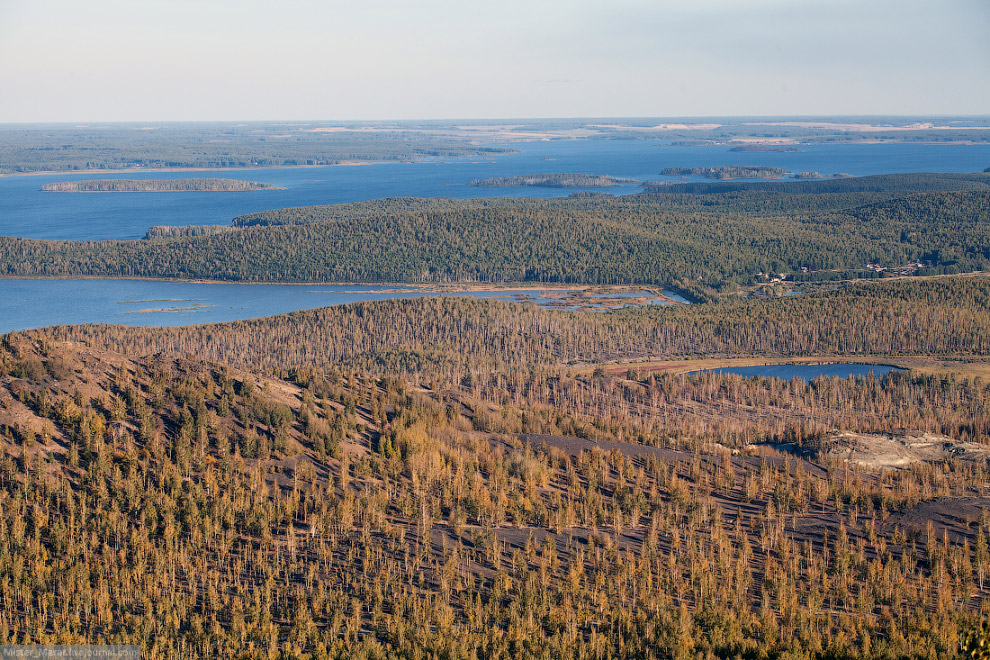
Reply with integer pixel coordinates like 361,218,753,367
469,173,634,188
660,165,790,179
40,178,283,192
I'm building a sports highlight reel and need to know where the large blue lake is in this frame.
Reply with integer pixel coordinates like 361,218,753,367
2,140,989,240
2,139,988,331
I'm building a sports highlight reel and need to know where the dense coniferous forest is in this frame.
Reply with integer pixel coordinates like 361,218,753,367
2,174,989,290
1,275,990,659
143,225,239,240
232,174,990,224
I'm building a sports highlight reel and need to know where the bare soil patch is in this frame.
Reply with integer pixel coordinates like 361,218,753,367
818,430,990,470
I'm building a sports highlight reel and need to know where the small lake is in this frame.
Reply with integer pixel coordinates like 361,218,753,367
692,363,902,381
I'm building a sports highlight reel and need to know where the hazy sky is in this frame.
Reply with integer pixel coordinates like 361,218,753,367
0,0,987,122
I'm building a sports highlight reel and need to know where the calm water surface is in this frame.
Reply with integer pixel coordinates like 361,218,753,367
2,141,988,240
693,364,902,381
0,279,557,334
0,280,695,333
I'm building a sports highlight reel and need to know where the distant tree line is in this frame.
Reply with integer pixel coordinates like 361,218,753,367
0,123,513,174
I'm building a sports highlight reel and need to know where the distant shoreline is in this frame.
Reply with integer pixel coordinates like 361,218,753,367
0,160,383,178
3,133,986,178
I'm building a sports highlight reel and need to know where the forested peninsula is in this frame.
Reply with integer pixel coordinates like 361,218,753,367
40,178,283,192
469,173,634,188
2,173,989,295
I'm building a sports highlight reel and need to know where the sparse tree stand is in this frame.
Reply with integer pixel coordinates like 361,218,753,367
0,273,988,658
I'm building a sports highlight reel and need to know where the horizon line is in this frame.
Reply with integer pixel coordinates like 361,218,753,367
2,113,990,127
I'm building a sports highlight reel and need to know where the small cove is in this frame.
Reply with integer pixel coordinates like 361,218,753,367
0,279,685,333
